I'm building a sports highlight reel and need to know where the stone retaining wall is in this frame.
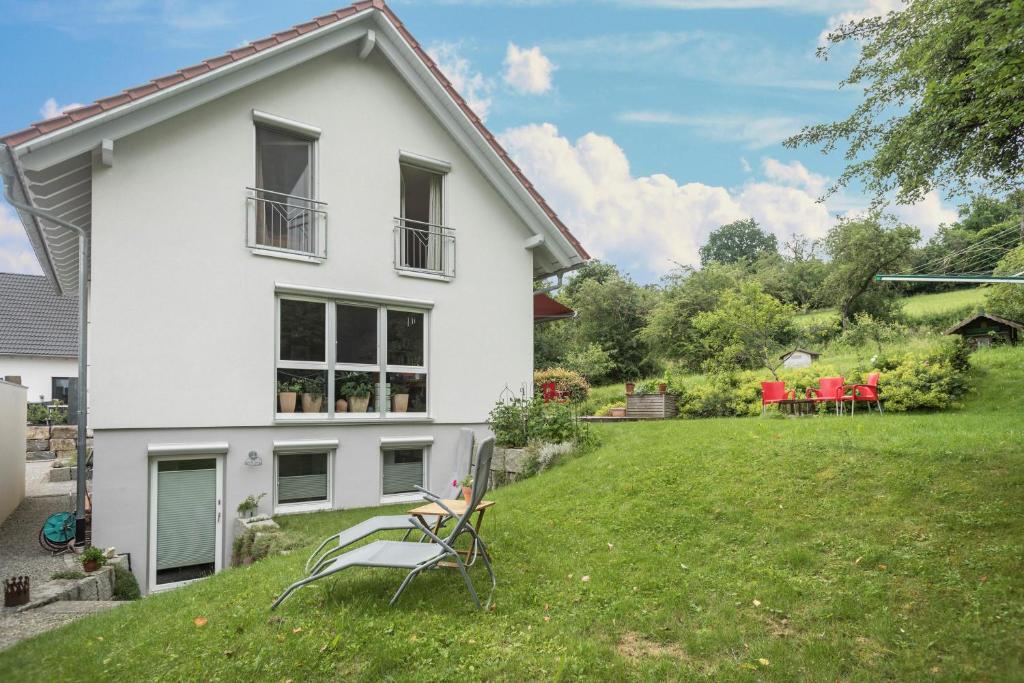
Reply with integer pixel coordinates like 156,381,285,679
25,424,93,462
13,555,127,613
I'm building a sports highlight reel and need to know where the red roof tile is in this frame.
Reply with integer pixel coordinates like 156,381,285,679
0,0,588,261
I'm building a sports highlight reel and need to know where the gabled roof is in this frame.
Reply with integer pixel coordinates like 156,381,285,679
779,347,820,359
1,1,587,294
0,273,78,357
943,312,1024,336
533,291,575,323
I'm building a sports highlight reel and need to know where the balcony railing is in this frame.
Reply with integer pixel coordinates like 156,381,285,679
393,217,455,278
246,187,328,259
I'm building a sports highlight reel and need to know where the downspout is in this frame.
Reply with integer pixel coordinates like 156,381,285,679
1,146,91,546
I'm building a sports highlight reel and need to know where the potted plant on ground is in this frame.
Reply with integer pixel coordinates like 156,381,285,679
80,546,106,573
341,375,374,413
391,381,410,413
237,493,266,518
300,376,325,413
335,396,348,412
625,382,635,396
277,379,302,413
460,473,474,503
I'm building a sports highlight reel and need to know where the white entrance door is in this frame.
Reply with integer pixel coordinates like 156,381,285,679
149,455,223,590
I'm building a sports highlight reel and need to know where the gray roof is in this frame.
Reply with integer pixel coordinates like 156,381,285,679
0,273,78,357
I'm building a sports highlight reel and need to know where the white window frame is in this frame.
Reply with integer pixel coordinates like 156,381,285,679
273,446,334,514
147,452,225,593
397,153,453,281
274,293,430,422
379,441,431,504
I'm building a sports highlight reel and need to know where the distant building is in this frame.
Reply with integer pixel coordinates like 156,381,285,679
0,273,77,402
943,312,1022,349
779,348,820,369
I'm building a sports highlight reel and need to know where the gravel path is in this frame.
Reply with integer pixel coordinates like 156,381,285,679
0,601,122,651
0,495,73,588
25,460,77,498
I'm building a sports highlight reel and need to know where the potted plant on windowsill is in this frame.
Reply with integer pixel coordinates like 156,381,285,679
80,546,106,573
340,375,374,413
391,381,410,413
300,376,325,414
277,379,302,413
459,473,474,503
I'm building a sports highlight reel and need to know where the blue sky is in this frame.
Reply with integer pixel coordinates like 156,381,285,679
0,0,954,283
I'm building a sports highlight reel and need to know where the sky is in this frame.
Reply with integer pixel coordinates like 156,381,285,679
0,0,956,283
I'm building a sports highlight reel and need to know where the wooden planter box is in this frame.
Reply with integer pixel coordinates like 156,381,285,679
626,393,678,419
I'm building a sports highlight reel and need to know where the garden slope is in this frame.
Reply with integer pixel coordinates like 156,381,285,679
0,347,1022,681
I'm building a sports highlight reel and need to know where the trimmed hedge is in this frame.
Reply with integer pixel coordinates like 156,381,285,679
533,368,590,402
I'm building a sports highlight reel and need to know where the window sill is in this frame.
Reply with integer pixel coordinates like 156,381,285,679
251,248,324,264
274,500,331,515
395,268,453,283
380,493,425,505
274,414,433,426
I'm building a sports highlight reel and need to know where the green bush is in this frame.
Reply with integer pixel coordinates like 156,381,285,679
533,368,590,402
112,565,141,601
562,343,615,385
594,401,625,417
488,395,590,447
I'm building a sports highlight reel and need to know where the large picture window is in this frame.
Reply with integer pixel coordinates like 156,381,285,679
275,297,428,419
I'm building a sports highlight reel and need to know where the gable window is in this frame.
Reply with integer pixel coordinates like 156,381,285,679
396,161,454,278
275,450,331,512
275,296,429,420
381,447,426,500
247,119,326,259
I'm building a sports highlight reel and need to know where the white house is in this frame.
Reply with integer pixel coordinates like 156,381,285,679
0,273,78,403
0,0,587,593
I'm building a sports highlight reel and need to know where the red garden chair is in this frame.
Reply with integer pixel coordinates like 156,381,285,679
761,381,794,415
807,377,848,415
541,381,565,403
843,372,883,415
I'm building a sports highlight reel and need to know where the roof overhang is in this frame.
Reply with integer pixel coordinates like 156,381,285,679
1,2,586,290
533,291,575,323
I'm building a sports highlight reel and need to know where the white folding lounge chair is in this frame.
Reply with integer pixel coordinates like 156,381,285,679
302,429,475,576
272,437,496,610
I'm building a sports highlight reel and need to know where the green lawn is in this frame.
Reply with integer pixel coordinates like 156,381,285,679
795,287,987,327
2,347,1022,681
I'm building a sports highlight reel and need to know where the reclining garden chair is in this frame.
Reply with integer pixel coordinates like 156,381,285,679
301,429,474,577
272,436,496,611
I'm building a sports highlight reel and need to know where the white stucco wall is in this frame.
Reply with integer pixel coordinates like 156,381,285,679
0,380,27,524
782,352,814,369
89,45,534,430
0,355,77,403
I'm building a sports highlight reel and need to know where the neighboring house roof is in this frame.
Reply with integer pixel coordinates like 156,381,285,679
533,292,575,323
0,273,78,357
1,1,587,295
779,347,820,359
943,312,1024,336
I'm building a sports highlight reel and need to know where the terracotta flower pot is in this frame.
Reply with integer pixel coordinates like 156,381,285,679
610,407,626,417
349,395,370,413
392,393,409,413
335,398,348,412
462,486,473,503
301,393,323,413
83,559,99,573
658,382,667,394
278,392,297,413
625,382,635,396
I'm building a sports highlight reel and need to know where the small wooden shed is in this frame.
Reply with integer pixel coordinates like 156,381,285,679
943,312,1023,349
779,348,820,369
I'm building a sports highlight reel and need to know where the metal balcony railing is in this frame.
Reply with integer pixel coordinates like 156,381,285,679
246,187,328,258
393,217,455,278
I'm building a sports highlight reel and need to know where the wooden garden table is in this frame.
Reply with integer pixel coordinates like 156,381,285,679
777,398,816,416
407,498,494,566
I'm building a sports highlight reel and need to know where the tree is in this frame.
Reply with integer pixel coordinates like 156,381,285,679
558,260,621,301
641,263,744,370
562,343,615,384
986,245,1024,322
819,215,919,329
699,219,778,266
568,274,658,380
692,282,797,380
840,312,907,356
787,0,1024,214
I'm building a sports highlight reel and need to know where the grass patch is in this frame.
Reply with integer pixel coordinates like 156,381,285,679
50,570,86,581
901,287,986,317
1,347,1022,680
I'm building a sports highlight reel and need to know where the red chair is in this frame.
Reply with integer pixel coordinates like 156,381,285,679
844,372,882,415
541,381,564,403
761,381,794,415
807,377,848,414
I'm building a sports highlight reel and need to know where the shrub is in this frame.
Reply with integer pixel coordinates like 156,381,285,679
488,395,591,448
112,565,141,601
562,344,615,384
594,401,625,417
533,368,590,402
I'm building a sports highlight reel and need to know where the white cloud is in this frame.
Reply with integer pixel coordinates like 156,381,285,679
503,43,555,95
820,0,904,42
40,98,85,120
427,42,494,121
0,204,41,275
619,111,805,149
498,123,835,275
760,157,828,196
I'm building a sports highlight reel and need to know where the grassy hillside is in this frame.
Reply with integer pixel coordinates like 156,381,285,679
1,347,1022,681
795,287,987,326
